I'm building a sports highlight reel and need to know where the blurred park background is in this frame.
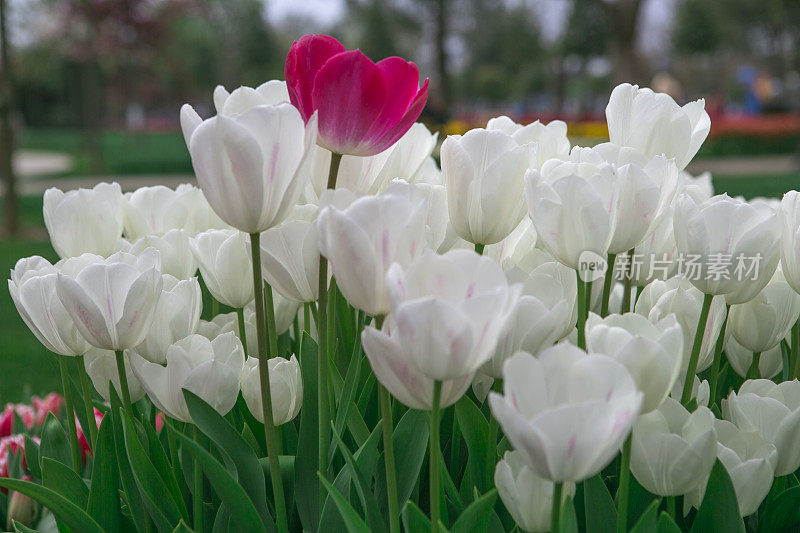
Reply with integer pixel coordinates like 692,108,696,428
0,0,799,400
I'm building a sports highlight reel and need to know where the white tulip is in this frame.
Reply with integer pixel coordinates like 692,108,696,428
128,229,197,279
724,379,800,475
181,102,317,233
778,190,800,294
133,275,202,364
724,334,784,379
442,128,532,245
55,249,163,351
489,347,643,482
362,316,473,410
524,166,613,269
486,115,570,169
386,250,520,380
212,80,289,116
494,450,575,533
43,182,124,258
131,333,245,423
318,184,429,315
669,375,710,408
178,184,230,234
258,205,319,302
638,276,727,374
606,83,710,170
673,194,780,297
728,269,800,354
485,217,539,271
630,398,717,496
190,229,254,309
387,179,450,253
8,256,90,356
123,185,199,240
482,262,574,378
240,355,302,425
685,419,777,517
83,347,145,402
586,312,683,413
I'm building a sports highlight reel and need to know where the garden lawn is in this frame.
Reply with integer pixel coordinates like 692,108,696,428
0,171,797,402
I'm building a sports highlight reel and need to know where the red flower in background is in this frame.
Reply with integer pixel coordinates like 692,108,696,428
75,408,104,460
0,434,38,484
32,393,63,426
285,34,428,157
0,404,36,439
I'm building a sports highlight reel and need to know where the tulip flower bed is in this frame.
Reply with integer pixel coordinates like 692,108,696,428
5,33,800,533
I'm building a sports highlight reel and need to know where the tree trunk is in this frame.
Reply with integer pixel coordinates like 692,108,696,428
603,0,645,87
0,0,17,237
431,0,451,123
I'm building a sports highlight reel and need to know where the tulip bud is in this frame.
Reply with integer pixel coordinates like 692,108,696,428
128,229,197,280
123,185,200,240
486,115,570,170
495,450,575,533
6,484,39,530
212,80,289,116
779,190,800,294
441,128,532,245
190,229,254,309
84,347,146,402
43,182,125,258
240,355,303,425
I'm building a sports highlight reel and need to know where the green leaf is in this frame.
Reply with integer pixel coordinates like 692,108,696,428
401,501,430,532
39,413,71,470
87,415,122,532
294,332,320,532
559,495,579,533
121,411,188,528
171,427,267,533
320,426,381,532
12,521,40,533
375,409,429,519
690,459,745,533
183,389,272,530
0,478,103,533
318,473,370,533
583,474,617,533
630,499,659,533
212,505,231,533
657,512,683,533
172,520,194,532
330,339,364,463
23,436,41,480
758,485,800,532
41,457,89,508
109,385,148,532
450,489,498,533
454,396,490,496
330,424,389,533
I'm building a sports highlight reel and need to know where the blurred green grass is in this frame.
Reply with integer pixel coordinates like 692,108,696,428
0,171,798,403
20,129,192,176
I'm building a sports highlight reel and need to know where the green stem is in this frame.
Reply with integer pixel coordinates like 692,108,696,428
303,302,311,334
708,308,729,406
211,298,219,318
248,233,288,533
551,481,563,533
236,307,248,356
474,242,485,255
576,271,587,350
264,283,279,358
430,380,443,533
681,293,714,405
793,319,800,379
292,312,301,357
114,350,135,421
621,248,635,314
193,426,203,532
76,355,98,451
485,379,502,489
634,285,643,307
317,151,342,500
747,352,762,379
616,434,632,533
380,386,401,533
601,253,616,317
58,356,82,474
666,496,675,519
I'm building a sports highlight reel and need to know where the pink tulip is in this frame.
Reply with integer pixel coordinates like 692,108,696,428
32,393,63,426
285,34,429,156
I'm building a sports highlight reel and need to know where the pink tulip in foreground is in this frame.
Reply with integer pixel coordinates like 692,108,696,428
285,34,429,156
